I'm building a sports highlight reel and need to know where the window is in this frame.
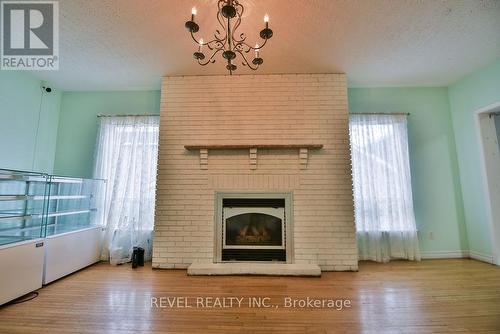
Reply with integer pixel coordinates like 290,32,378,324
349,114,420,262
93,116,159,264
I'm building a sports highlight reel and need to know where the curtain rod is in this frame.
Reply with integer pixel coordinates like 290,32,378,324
97,114,159,117
350,112,410,116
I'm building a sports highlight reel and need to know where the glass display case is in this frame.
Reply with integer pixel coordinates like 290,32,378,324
44,175,106,236
0,169,48,246
0,169,105,247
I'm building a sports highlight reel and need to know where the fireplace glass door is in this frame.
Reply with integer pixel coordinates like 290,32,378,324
223,207,285,250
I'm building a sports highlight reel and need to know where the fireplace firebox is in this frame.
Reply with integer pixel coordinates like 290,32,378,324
224,209,284,248
215,194,293,262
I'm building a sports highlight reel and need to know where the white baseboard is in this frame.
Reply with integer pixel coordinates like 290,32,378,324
420,251,468,259
420,250,495,264
469,250,494,264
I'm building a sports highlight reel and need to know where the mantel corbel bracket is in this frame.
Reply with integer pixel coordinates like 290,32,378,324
200,148,208,170
299,148,309,170
249,148,258,170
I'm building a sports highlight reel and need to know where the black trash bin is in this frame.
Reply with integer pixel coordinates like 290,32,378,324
132,246,145,268
136,247,145,266
132,247,138,268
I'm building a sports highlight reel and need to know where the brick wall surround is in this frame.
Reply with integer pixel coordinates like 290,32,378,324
153,73,358,271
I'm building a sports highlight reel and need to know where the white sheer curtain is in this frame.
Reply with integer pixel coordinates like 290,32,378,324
93,116,159,265
349,114,420,262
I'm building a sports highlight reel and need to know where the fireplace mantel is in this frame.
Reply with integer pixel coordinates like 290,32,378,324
185,144,323,170
184,144,323,150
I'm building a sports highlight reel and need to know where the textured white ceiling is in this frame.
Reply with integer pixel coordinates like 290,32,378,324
32,0,500,90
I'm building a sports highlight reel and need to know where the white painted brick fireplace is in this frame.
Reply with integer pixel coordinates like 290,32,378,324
152,73,358,271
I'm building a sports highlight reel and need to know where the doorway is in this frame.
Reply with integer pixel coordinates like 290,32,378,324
476,103,500,265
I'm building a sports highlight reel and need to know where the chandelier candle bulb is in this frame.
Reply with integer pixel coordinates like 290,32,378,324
191,7,197,21
264,14,269,28
199,39,204,52
255,44,259,58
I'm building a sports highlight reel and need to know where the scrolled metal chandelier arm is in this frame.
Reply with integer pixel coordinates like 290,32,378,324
184,0,273,75
234,37,269,53
197,48,224,66
230,1,244,43
234,49,258,70
189,31,225,51
188,4,227,51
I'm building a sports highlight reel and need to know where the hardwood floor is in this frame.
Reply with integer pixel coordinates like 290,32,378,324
0,259,499,333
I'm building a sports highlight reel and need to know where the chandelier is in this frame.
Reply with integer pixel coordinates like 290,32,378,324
184,0,273,75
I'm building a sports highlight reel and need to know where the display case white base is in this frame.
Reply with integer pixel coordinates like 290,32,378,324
43,227,103,284
0,239,45,305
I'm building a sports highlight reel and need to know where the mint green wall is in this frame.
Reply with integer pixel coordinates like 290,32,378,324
2,63,496,259
0,71,61,173
49,61,500,258
53,91,161,178
348,88,468,254
495,115,500,151
448,58,500,257
53,88,467,255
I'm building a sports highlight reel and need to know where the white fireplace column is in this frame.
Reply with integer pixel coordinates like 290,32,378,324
153,74,358,272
